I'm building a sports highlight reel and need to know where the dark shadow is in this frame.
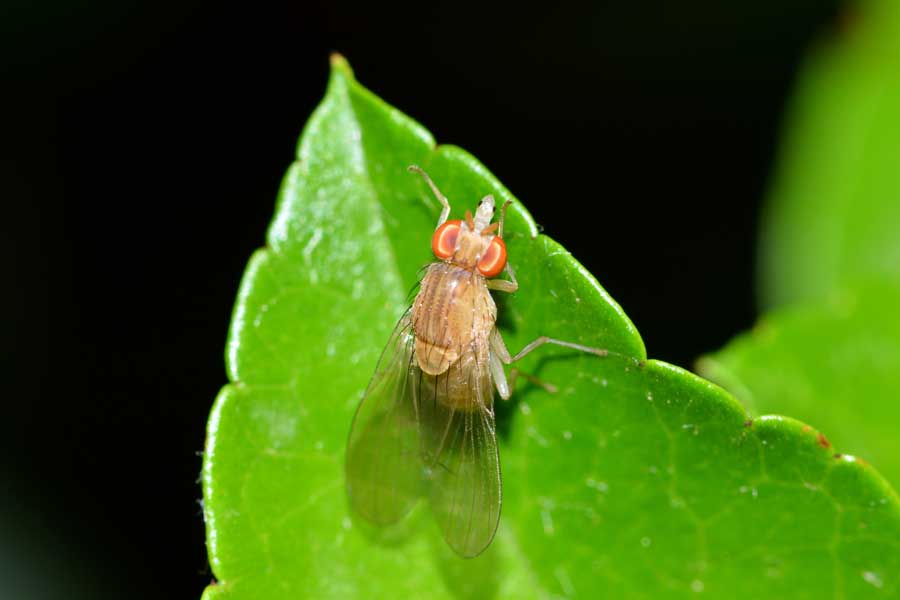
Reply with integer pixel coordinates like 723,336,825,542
346,500,427,550
492,292,517,334
430,525,502,600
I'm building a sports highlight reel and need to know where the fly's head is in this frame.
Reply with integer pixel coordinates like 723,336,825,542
431,195,507,277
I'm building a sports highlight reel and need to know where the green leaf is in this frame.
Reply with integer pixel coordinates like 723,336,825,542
701,0,900,524
758,0,900,309
202,55,900,599
699,280,900,490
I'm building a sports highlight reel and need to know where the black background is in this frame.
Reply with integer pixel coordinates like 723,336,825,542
3,1,840,598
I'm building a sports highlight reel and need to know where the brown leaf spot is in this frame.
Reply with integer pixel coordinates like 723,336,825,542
817,432,831,449
743,419,753,428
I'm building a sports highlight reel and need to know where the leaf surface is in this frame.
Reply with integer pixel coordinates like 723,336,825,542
700,280,900,490
703,0,900,506
202,56,900,599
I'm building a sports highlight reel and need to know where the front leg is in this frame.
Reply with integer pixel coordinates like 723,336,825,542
408,165,451,227
486,262,519,293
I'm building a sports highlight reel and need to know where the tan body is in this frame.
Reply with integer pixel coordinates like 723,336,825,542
411,262,496,410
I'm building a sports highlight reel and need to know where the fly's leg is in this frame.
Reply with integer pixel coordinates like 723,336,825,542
487,263,607,361
489,327,605,399
497,200,512,238
408,165,451,228
490,345,555,398
489,349,512,400
508,368,558,395
507,336,608,363
486,261,519,293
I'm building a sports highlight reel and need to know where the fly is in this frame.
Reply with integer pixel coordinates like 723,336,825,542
345,166,608,558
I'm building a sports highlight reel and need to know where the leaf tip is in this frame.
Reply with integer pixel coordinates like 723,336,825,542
329,52,354,78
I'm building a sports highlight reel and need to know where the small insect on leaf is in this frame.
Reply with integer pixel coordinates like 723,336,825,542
345,166,608,558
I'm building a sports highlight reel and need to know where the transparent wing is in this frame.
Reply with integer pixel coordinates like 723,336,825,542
414,342,502,558
345,310,424,525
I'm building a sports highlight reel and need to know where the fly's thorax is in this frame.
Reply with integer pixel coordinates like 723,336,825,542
411,263,497,376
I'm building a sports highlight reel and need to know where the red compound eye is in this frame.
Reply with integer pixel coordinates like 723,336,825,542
432,220,462,260
477,236,507,277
